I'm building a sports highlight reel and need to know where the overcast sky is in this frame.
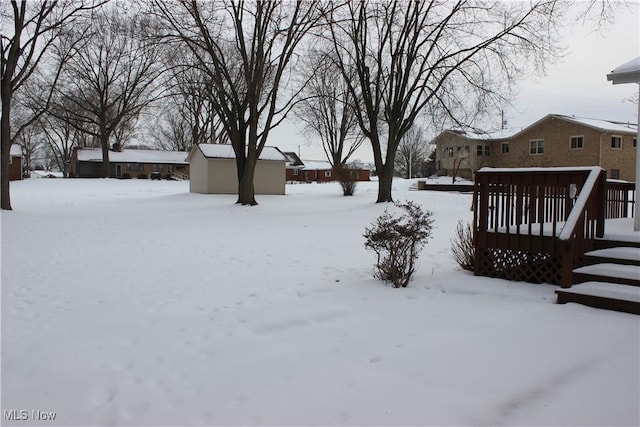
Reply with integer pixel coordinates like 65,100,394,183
271,3,640,163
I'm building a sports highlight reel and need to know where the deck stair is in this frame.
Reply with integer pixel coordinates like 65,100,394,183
556,243,640,314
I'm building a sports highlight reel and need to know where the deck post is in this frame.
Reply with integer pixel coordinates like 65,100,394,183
596,170,606,238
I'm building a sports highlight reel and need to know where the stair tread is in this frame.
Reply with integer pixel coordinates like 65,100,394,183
557,281,640,303
585,247,640,262
573,263,640,281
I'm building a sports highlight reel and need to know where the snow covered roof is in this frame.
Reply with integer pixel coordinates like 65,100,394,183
77,148,189,164
10,144,22,157
607,57,640,84
195,144,287,161
432,113,637,144
550,114,637,134
301,160,333,171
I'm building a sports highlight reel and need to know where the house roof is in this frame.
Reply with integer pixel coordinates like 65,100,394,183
301,160,333,171
550,114,637,134
10,144,22,157
430,113,638,145
77,148,189,164
194,144,287,161
282,151,304,166
607,57,640,85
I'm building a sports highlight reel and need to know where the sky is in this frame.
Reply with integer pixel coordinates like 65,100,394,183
271,2,640,163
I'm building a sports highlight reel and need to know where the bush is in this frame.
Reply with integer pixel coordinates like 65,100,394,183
138,173,148,179
333,163,358,196
364,200,434,288
451,220,475,271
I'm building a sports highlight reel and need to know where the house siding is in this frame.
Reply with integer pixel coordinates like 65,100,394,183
433,115,637,181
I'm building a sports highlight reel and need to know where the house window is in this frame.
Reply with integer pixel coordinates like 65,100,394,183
477,145,483,156
152,164,163,172
324,170,332,178
128,163,142,171
634,137,637,148
570,136,584,150
610,169,620,180
465,145,470,152
529,139,544,155
457,146,461,153
484,145,490,156
293,169,299,176
501,142,509,154
443,147,454,158
611,136,622,149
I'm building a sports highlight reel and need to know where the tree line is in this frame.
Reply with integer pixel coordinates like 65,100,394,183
2,0,614,209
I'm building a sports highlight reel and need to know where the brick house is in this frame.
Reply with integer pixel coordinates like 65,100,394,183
431,114,638,181
282,152,371,182
9,144,23,181
71,148,190,179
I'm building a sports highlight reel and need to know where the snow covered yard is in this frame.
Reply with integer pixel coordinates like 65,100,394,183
2,178,638,426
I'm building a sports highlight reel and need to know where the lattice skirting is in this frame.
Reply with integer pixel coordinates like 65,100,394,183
476,248,562,285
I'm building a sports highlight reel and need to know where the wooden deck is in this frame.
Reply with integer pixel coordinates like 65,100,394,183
473,168,638,314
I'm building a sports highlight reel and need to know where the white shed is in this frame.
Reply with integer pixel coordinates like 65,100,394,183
188,144,287,195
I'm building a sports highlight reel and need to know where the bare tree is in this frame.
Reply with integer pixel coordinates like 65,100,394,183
1,0,102,209
295,51,365,168
152,48,227,152
395,127,428,179
38,95,91,177
325,1,562,202
153,0,322,205
51,5,165,177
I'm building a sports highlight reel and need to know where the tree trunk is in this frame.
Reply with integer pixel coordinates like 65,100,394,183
1,94,13,210
100,134,110,178
376,165,394,203
236,156,257,205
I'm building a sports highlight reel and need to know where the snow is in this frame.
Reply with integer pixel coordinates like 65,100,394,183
2,178,639,426
76,148,190,164
573,263,640,282
479,166,602,174
603,218,640,243
586,247,640,262
301,160,333,170
608,57,640,85
555,115,638,134
563,282,640,303
9,144,22,157
196,144,287,161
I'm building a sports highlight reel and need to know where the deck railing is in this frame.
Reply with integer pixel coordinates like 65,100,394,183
473,167,607,287
606,181,635,219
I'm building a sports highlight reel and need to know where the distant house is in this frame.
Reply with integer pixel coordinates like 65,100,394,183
188,144,287,195
282,152,371,182
71,148,190,179
431,114,638,181
9,145,23,181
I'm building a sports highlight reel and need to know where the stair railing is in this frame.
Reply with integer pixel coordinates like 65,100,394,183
474,167,607,287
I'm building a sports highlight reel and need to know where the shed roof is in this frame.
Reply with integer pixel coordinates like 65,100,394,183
194,144,287,161
77,148,189,164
